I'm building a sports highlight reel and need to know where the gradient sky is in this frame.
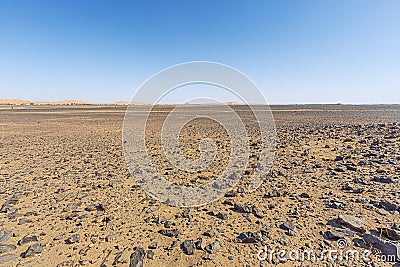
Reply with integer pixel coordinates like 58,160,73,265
0,0,399,104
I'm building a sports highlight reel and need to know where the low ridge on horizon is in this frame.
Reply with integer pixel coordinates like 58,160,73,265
1,98,399,106
0,98,134,105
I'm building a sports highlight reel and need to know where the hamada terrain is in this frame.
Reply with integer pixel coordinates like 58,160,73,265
0,104,399,266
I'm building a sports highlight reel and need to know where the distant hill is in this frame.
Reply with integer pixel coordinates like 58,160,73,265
0,99,246,106
0,99,139,106
0,99,32,105
52,100,94,105
115,101,130,105
224,101,243,105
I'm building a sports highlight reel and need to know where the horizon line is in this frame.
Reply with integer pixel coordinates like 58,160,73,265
1,98,399,106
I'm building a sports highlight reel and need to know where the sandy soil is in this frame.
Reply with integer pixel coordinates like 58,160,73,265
0,105,399,267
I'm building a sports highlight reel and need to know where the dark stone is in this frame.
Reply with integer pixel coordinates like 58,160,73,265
233,204,252,213
67,234,80,244
0,228,12,243
18,218,32,225
203,230,215,237
0,253,18,264
181,240,195,255
105,233,120,242
363,234,400,262
23,243,44,258
328,199,349,210
224,191,237,197
337,215,366,233
217,212,228,220
146,250,154,260
113,247,130,265
378,227,400,241
323,229,356,240
84,204,98,212
158,228,180,238
148,242,157,249
129,247,146,267
1,194,23,213
264,189,286,198
380,200,399,212
252,205,264,218
373,177,396,184
334,167,346,172
195,238,206,250
235,231,267,243
223,199,235,206
335,156,344,161
0,244,16,254
205,241,221,254
281,221,297,236
299,192,310,198
18,235,38,246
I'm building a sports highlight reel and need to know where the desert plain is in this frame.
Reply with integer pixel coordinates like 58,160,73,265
0,104,399,267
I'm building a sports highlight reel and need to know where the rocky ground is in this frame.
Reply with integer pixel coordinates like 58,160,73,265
0,104,399,267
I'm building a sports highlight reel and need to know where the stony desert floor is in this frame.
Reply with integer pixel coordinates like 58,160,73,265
0,105,399,267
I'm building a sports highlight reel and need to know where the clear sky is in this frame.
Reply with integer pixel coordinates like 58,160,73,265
0,0,399,104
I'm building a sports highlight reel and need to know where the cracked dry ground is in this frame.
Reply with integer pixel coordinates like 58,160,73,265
0,105,399,267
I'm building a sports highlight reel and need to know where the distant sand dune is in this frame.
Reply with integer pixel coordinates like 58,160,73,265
0,98,133,105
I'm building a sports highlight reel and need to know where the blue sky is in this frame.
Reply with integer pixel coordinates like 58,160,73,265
0,0,399,104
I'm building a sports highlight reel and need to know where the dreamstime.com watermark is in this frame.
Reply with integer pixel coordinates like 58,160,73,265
257,239,398,263
123,61,276,207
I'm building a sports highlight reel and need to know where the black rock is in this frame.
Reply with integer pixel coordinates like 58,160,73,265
252,205,264,218
67,234,80,244
203,230,215,237
334,167,346,172
336,215,366,233
223,199,235,206
148,242,157,249
1,194,23,213
264,189,286,198
363,234,400,262
18,235,38,246
346,165,357,171
0,228,12,243
129,247,146,267
195,238,206,250
335,156,344,161
205,241,221,254
0,244,16,254
235,231,267,243
84,204,98,212
164,198,176,206
181,240,195,255
378,227,400,241
233,204,252,213
323,229,356,240
23,243,43,258
380,200,399,211
112,247,130,265
217,212,228,220
299,192,310,198
224,191,237,197
281,221,297,236
0,254,18,264
158,228,180,238
327,199,349,210
373,177,396,184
